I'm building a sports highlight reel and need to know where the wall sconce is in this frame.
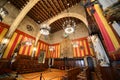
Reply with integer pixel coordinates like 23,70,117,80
2,37,9,44
33,47,37,51
21,38,33,46
72,41,79,48
49,46,55,51
0,7,8,21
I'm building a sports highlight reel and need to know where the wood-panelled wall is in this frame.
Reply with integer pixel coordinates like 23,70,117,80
53,58,85,70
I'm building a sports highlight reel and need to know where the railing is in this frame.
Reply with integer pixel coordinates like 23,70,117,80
21,73,65,80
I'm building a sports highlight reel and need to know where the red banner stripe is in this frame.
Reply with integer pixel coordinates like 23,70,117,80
57,45,59,58
44,44,47,57
54,46,56,58
86,40,91,56
94,12,115,52
0,26,4,33
22,46,27,55
46,45,48,58
37,42,41,57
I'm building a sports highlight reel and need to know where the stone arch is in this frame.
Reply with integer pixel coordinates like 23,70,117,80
47,12,88,27
42,4,88,28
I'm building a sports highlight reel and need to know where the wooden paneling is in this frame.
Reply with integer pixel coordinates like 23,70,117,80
100,67,115,80
53,58,85,70
11,55,85,74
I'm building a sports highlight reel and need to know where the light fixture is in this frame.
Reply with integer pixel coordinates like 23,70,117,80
25,41,32,45
40,24,51,35
21,38,33,46
72,41,79,48
0,7,8,21
33,47,37,51
62,3,76,34
2,38,9,44
63,19,76,34
49,46,55,51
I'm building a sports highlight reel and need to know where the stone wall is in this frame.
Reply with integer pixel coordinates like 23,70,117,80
1,1,88,44
2,2,50,43
50,23,89,44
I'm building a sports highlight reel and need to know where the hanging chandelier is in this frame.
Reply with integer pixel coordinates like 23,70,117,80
63,19,76,34
40,24,51,35
62,3,76,34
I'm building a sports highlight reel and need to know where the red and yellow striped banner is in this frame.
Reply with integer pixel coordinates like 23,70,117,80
3,32,23,58
0,27,8,42
19,36,35,55
50,44,60,58
73,38,94,58
34,41,49,57
35,42,40,57
91,0,119,51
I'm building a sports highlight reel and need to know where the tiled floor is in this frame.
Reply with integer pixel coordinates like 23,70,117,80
17,69,66,80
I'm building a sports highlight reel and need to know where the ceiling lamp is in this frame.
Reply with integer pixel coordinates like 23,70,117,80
62,3,76,34
40,24,51,35
63,19,76,34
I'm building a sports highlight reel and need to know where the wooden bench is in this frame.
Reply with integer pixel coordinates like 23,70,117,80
63,67,81,80
11,55,49,74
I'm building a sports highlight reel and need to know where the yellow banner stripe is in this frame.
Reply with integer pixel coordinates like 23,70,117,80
90,47,94,56
0,28,8,42
94,2,119,50
19,45,24,54
40,43,43,49
3,33,17,58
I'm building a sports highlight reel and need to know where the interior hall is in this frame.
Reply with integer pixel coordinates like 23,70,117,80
0,0,120,80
